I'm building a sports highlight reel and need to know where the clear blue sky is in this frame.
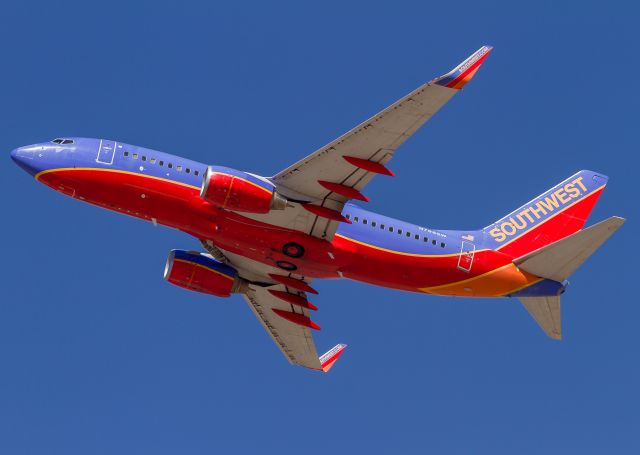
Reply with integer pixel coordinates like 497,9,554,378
1,1,637,453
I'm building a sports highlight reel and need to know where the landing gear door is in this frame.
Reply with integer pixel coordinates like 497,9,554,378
457,240,475,272
96,139,117,165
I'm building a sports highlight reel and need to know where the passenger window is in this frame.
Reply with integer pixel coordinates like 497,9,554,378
440,242,446,248
389,227,393,232
432,240,437,245
194,170,199,176
176,165,182,172
415,234,420,240
168,163,173,169
354,217,359,222
380,224,385,229
150,158,156,164
159,161,164,166
124,151,129,157
132,153,138,159
423,237,428,242
398,229,402,235
141,156,146,161
186,168,191,174
363,219,367,225
345,214,351,220
371,221,376,227
406,232,411,237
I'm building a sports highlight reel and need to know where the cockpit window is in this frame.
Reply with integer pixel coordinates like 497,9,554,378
51,138,74,145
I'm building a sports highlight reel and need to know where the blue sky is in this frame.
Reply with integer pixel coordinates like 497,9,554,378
1,1,638,453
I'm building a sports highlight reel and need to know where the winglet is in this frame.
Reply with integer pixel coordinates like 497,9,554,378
319,344,347,373
433,45,493,90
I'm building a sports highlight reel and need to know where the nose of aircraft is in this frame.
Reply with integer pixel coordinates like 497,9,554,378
10,145,44,176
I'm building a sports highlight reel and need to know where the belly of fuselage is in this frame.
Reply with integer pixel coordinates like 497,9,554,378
36,166,346,278
37,165,545,297
333,234,543,297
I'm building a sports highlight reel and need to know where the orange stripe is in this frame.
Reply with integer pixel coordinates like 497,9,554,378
419,263,542,297
334,233,479,258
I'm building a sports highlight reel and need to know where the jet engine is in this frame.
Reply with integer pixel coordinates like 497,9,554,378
200,165,287,213
164,249,247,297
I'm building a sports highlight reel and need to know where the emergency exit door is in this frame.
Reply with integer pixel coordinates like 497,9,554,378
96,139,117,165
457,240,475,272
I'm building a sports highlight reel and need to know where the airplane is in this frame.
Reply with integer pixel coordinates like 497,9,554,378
10,45,625,372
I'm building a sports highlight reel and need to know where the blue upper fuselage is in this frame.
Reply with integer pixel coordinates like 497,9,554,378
10,137,478,256
10,137,207,189
336,204,471,256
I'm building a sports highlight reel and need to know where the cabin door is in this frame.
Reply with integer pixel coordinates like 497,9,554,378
96,139,117,165
457,240,475,272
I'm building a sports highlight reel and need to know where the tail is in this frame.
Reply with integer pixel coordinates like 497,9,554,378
484,170,609,257
484,170,624,340
515,216,625,339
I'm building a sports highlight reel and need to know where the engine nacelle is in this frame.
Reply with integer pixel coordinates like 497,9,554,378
164,249,247,297
200,165,287,213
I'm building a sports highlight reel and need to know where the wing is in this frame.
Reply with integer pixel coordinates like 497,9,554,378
242,284,346,371
264,45,492,240
208,243,347,371
242,284,320,368
243,284,346,371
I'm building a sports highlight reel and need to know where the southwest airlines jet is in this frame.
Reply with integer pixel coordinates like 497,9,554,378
11,46,624,372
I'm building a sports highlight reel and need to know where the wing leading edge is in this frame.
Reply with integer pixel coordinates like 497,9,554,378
265,45,492,241
242,282,347,372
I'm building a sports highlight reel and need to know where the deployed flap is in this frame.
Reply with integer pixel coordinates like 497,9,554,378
514,217,625,282
519,296,562,340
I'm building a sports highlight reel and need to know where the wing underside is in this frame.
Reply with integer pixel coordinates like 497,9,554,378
211,246,346,371
196,46,494,369
242,284,322,369
234,46,492,242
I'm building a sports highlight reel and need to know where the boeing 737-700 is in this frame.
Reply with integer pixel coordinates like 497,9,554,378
11,46,624,372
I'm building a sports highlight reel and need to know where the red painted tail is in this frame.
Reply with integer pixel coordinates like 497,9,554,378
483,170,609,258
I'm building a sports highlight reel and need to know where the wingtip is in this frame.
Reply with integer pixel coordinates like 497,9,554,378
319,343,347,373
433,45,493,90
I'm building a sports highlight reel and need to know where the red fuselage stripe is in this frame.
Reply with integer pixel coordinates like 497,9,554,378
35,166,591,297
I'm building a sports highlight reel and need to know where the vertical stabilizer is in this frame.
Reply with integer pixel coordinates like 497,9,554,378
514,216,624,340
519,296,562,340
484,170,608,258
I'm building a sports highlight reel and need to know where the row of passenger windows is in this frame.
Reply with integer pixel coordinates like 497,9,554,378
345,214,446,248
123,151,200,176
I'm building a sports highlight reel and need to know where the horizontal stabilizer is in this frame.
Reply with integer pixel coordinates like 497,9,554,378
514,216,625,282
519,296,562,340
